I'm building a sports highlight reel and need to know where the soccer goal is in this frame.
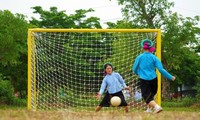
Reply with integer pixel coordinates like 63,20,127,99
27,29,161,112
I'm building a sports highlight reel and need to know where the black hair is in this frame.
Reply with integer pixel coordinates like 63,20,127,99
103,62,113,70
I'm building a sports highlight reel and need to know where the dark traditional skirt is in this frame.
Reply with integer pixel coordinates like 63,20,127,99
99,91,128,107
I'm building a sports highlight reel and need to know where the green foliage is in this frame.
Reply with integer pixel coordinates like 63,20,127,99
193,74,200,99
115,0,200,98
162,96,197,107
11,98,27,107
117,0,175,28
104,33,137,82
107,20,137,29
0,74,25,106
0,10,28,99
0,10,28,65
36,85,98,109
162,13,200,91
0,75,14,105
30,6,102,28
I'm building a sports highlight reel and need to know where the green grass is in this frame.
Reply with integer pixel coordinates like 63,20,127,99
0,105,26,110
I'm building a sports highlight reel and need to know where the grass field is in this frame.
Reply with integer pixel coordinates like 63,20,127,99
0,106,200,120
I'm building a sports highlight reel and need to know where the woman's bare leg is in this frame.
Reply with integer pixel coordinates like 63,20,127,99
124,106,129,113
95,106,102,112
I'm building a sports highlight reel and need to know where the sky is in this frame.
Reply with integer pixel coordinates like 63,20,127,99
1,0,200,28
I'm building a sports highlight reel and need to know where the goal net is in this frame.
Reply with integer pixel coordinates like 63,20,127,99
27,29,161,112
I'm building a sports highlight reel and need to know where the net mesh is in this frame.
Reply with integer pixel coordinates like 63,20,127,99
28,29,159,112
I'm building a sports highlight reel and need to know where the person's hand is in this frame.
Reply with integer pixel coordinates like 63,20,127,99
96,93,101,100
125,86,130,91
172,76,176,81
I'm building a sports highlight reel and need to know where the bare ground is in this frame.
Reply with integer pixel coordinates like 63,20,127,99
0,109,200,120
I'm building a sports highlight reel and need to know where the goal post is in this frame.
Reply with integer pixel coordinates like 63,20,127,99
27,29,161,111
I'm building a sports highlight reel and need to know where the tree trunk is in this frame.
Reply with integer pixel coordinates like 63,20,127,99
162,78,170,100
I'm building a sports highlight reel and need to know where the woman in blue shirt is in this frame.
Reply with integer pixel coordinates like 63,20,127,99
133,39,176,113
96,63,130,112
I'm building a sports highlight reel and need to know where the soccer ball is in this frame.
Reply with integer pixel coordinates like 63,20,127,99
110,96,121,107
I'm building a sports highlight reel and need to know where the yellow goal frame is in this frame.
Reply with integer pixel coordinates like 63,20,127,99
27,29,162,110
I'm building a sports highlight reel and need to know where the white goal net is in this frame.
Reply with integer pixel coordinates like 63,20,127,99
27,29,161,112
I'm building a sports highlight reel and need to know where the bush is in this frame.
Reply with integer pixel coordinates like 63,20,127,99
181,96,196,107
0,78,15,105
0,74,26,107
11,97,27,107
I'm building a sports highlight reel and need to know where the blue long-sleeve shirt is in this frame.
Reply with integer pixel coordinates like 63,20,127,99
99,72,127,95
133,52,173,80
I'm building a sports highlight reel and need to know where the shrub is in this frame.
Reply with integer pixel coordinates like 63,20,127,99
0,78,15,105
11,97,27,107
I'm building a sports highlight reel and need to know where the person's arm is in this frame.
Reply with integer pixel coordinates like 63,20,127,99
117,73,130,90
96,78,107,100
99,79,106,95
117,73,127,87
154,57,174,80
132,56,140,75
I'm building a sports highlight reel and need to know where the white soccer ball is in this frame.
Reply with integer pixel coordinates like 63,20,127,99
110,96,121,107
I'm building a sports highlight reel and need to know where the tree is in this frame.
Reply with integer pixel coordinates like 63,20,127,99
29,6,107,95
117,0,174,28
161,13,200,98
114,0,200,99
0,10,28,65
30,6,102,28
0,10,29,98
